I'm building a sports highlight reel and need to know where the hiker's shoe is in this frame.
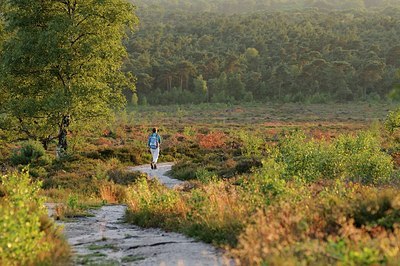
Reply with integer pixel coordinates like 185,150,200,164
154,164,157,169
150,163,154,169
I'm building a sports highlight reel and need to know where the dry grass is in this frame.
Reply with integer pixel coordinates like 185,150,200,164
99,183,126,204
37,215,71,265
125,178,254,245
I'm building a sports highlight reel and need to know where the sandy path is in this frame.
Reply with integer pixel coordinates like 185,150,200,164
127,162,182,188
57,163,227,265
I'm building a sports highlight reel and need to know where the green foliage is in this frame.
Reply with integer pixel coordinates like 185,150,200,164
133,0,399,13
385,107,400,133
235,130,264,157
125,177,246,246
278,131,323,181
67,194,79,210
0,171,50,265
277,131,393,184
326,239,383,265
1,0,138,145
195,168,217,184
241,159,287,206
125,178,182,229
335,132,394,184
170,161,198,180
131,93,139,106
352,190,400,229
10,140,51,166
126,5,400,105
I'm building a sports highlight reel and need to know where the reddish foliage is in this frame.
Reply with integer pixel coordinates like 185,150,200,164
197,132,226,149
95,137,114,147
102,129,111,137
162,133,187,149
309,129,333,141
392,152,400,167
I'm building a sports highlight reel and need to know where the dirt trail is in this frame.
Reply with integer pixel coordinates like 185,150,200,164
56,163,228,265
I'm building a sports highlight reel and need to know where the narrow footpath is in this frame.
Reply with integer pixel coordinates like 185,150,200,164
58,163,227,265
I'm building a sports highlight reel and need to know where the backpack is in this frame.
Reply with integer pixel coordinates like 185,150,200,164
149,134,159,149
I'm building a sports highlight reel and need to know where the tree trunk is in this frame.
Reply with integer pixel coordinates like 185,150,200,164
56,115,70,158
180,75,183,89
169,76,172,90
42,139,49,151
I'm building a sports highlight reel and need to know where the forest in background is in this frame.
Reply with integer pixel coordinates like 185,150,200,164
132,0,400,13
124,0,400,105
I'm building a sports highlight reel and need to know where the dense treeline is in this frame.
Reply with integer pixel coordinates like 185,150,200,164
125,1,400,104
133,0,400,14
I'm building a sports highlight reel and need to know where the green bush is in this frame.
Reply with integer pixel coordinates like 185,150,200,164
0,170,51,265
107,168,143,185
276,131,394,184
241,159,287,207
277,131,324,181
195,168,217,184
234,130,264,157
334,132,394,184
10,140,51,166
234,157,263,174
385,107,400,133
170,161,199,180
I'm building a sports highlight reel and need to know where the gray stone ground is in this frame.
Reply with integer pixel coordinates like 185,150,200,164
127,163,182,189
50,163,230,266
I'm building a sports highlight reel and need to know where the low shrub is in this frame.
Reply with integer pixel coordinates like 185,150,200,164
0,170,70,265
234,157,263,174
351,189,400,229
233,130,264,157
107,168,144,185
10,140,52,166
170,161,199,180
197,131,226,149
230,183,400,265
277,131,394,184
125,178,185,229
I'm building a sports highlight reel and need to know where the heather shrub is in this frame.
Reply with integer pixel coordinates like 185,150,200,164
197,131,226,149
231,183,400,265
351,189,400,229
170,161,199,180
195,167,217,184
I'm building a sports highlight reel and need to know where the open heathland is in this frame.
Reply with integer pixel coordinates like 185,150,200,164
2,103,400,265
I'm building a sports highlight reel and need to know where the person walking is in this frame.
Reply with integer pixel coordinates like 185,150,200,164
148,127,162,169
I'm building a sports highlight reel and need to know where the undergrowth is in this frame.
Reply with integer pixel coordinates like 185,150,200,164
0,170,70,265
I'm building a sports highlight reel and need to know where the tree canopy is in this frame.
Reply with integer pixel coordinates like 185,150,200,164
124,0,400,105
0,0,138,150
